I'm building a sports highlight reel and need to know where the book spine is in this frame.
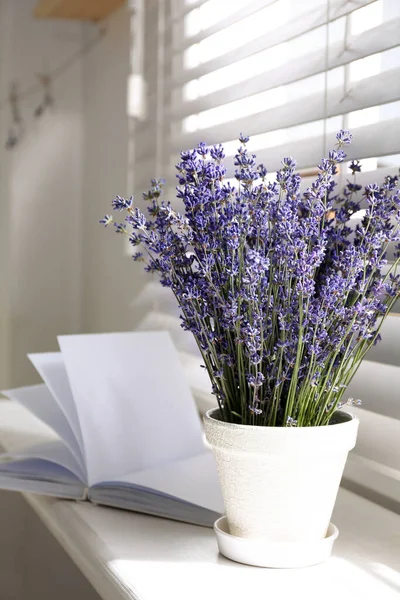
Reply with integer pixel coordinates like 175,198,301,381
76,487,89,502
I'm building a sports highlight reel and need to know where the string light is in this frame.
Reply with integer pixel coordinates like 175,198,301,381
1,26,106,149
5,83,24,149
34,74,54,118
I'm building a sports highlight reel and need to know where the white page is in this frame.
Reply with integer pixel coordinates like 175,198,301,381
28,352,84,455
0,477,84,499
0,440,86,481
0,400,61,452
58,332,206,486
0,457,81,481
114,452,224,513
0,401,86,490
2,384,84,471
0,458,85,499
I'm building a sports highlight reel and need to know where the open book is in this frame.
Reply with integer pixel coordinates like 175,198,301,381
0,332,224,527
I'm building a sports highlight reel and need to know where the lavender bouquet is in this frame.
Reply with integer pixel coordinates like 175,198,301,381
102,131,400,428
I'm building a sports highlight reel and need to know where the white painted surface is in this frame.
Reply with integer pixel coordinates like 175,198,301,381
0,0,144,392
18,478,400,600
81,5,145,335
0,490,101,599
0,1,87,596
0,0,84,389
0,399,399,600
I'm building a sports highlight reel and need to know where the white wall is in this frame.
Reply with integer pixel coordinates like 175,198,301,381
0,492,101,600
0,0,13,389
0,0,84,388
0,3,105,598
0,0,142,388
0,7,147,596
81,4,145,335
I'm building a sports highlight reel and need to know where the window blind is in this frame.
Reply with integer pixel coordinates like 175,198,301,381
134,0,400,194
131,0,400,509
342,314,400,512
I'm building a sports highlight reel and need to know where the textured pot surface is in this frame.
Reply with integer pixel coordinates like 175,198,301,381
204,409,359,541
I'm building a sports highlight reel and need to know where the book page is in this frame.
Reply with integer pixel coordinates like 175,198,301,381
0,402,85,481
105,452,224,514
0,440,86,481
58,332,206,486
3,384,84,470
28,352,84,455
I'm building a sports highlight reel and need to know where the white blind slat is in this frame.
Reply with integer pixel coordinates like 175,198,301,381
171,68,400,152
169,0,376,86
344,404,400,509
170,16,400,107
136,67,400,163
223,118,400,172
346,360,400,421
350,407,400,472
173,0,276,51
161,118,400,174
172,0,214,21
344,444,400,509
366,315,400,368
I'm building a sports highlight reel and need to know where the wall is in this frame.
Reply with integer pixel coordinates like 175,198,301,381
0,0,141,386
0,0,13,389
0,1,98,598
0,2,148,598
0,492,101,600
0,0,84,388
81,4,145,335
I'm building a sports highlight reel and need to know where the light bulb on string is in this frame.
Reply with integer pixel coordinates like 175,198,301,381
5,82,24,150
34,74,54,118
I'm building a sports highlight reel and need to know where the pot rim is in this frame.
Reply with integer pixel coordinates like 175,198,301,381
204,407,357,431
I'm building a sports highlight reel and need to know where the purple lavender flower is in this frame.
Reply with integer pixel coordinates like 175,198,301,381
247,372,265,387
349,160,361,173
102,133,400,427
100,215,113,227
336,129,353,145
248,405,263,416
112,195,133,211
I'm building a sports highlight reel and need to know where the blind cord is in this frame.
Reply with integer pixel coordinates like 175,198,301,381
323,0,331,156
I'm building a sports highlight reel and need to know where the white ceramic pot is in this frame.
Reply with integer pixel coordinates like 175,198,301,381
204,408,358,542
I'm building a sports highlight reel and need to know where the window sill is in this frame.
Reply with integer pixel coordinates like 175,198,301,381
0,400,399,600
23,487,400,600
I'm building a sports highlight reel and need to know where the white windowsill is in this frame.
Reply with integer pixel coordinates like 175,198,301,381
0,402,399,599
24,487,400,600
